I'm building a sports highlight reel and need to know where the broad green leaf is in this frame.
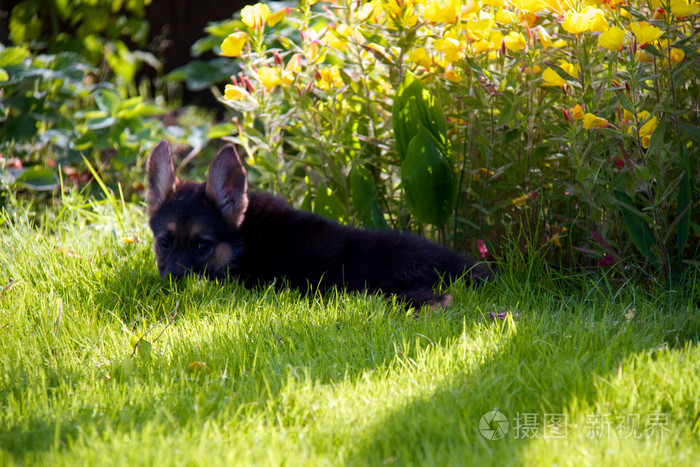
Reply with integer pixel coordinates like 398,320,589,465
208,123,238,139
613,190,658,267
0,46,30,67
349,164,386,229
393,71,449,161
315,186,347,224
14,166,58,191
401,125,456,227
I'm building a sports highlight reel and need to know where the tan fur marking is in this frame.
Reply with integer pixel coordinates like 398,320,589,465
209,244,233,275
188,223,202,237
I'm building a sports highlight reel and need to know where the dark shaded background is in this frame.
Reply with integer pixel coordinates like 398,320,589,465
0,0,254,104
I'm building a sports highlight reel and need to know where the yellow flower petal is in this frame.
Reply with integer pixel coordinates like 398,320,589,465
582,113,608,129
267,8,287,27
241,3,271,29
629,21,663,45
220,32,247,57
258,66,281,91
424,0,460,23
671,0,700,17
224,84,250,100
584,7,608,33
542,67,566,86
638,111,658,138
572,104,585,120
536,26,553,50
598,26,624,52
504,32,527,52
409,47,432,67
562,11,589,34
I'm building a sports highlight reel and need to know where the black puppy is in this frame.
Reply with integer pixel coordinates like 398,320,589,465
146,140,493,308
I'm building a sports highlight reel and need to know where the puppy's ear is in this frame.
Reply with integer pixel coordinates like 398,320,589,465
146,140,178,216
205,145,249,228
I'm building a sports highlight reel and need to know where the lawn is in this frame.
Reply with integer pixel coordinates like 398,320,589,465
0,195,698,466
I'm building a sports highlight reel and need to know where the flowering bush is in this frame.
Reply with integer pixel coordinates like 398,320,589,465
213,0,699,281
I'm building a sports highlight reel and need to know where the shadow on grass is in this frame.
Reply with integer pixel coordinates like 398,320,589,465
2,256,696,464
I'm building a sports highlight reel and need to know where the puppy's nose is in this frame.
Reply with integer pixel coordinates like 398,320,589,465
160,264,186,280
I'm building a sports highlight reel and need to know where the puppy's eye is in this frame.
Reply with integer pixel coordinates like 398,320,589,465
157,237,171,251
194,240,213,255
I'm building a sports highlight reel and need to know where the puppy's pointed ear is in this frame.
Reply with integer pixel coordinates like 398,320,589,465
205,145,249,228
147,140,178,217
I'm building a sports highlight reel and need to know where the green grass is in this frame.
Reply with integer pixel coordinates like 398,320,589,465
0,194,698,466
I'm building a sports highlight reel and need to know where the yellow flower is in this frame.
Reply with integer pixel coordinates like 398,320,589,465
668,47,686,66
536,26,553,50
670,0,700,16
224,84,250,101
512,192,534,207
281,53,301,86
495,9,516,24
316,66,343,90
598,26,624,52
635,50,653,62
571,104,585,120
504,32,527,52
582,113,608,129
540,0,565,15
241,3,271,29
559,61,579,77
434,34,464,63
220,32,247,57
562,7,608,34
510,0,546,13
444,64,463,82
629,22,663,45
258,66,282,91
585,7,608,33
542,68,566,86
266,8,287,27
324,24,352,50
409,48,433,67
562,11,589,34
464,19,493,41
424,0,460,23
627,111,659,148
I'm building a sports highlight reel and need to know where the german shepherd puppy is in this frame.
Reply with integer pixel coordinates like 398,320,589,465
146,140,493,308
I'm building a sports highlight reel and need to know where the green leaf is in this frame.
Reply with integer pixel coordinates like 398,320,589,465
314,186,347,224
678,122,700,143
208,123,237,139
0,46,30,67
613,190,658,267
166,59,239,92
645,114,665,156
137,339,152,361
392,71,449,162
349,164,386,229
86,116,117,130
401,125,456,227
14,166,58,191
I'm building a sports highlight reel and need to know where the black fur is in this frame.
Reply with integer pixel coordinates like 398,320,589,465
147,140,494,308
